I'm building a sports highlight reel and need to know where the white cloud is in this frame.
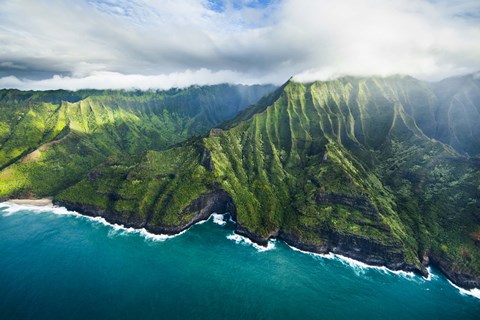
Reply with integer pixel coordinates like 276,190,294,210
0,0,479,89
284,0,480,82
0,76,23,88
0,69,283,91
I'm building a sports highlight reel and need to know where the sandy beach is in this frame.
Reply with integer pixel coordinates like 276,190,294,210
7,198,53,206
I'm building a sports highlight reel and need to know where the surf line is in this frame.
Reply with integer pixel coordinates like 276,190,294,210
2,201,479,298
0,202,455,273
285,243,416,277
227,233,276,252
1,202,275,253
285,243,480,300
447,279,480,300
0,202,229,242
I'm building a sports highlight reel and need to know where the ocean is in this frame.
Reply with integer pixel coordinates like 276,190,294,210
0,203,479,319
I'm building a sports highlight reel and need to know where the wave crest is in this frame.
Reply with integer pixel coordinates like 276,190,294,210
0,202,182,242
286,242,415,279
227,233,276,252
447,280,480,300
210,213,227,226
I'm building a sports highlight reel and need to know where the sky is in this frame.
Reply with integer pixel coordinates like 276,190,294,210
0,0,479,90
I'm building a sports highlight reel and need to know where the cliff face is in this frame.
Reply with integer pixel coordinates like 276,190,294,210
55,192,424,276
430,252,480,289
277,230,423,274
55,188,236,235
315,193,380,220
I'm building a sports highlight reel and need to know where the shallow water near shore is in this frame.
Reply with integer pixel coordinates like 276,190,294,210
0,203,479,319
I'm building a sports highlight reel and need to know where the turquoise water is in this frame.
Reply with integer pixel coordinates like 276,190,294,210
0,203,479,319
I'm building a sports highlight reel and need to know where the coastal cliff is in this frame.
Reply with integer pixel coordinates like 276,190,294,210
2,76,480,291
55,188,236,235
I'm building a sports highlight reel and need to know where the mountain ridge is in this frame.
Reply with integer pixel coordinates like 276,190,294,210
0,84,275,198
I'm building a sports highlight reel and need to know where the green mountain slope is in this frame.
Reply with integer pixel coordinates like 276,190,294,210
0,84,274,198
55,76,479,289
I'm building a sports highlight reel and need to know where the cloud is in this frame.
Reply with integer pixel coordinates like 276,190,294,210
0,69,282,91
289,0,480,81
0,0,479,89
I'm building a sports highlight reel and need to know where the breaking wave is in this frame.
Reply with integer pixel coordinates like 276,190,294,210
286,243,415,279
448,280,480,300
0,202,184,242
0,203,235,243
210,213,227,226
226,233,276,252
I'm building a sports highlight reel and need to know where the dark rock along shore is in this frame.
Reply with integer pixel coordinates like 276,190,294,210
54,189,479,291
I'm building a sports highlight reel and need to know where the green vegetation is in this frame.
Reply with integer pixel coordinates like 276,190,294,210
56,141,216,227
0,84,274,198
1,76,479,287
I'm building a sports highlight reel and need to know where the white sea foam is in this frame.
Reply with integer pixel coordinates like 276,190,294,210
0,202,184,242
447,280,480,300
340,254,415,278
0,202,236,242
286,242,415,279
227,214,236,224
226,233,276,252
210,213,226,226
71,213,189,242
0,202,72,216
286,243,335,259
424,267,439,282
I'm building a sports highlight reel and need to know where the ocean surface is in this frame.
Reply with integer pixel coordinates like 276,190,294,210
0,203,479,319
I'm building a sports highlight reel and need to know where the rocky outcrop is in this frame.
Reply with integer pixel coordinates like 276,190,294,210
429,252,480,290
200,147,214,172
52,200,147,229
54,189,236,235
151,189,237,234
209,128,223,136
231,193,425,275
315,192,380,220
235,224,277,246
276,229,425,275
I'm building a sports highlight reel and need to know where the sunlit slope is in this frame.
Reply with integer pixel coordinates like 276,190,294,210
0,85,274,198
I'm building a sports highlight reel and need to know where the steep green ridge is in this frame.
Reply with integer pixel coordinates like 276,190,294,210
205,78,480,276
0,84,275,198
55,75,480,289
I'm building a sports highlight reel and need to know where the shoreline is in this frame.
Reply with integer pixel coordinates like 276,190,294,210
1,200,479,298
